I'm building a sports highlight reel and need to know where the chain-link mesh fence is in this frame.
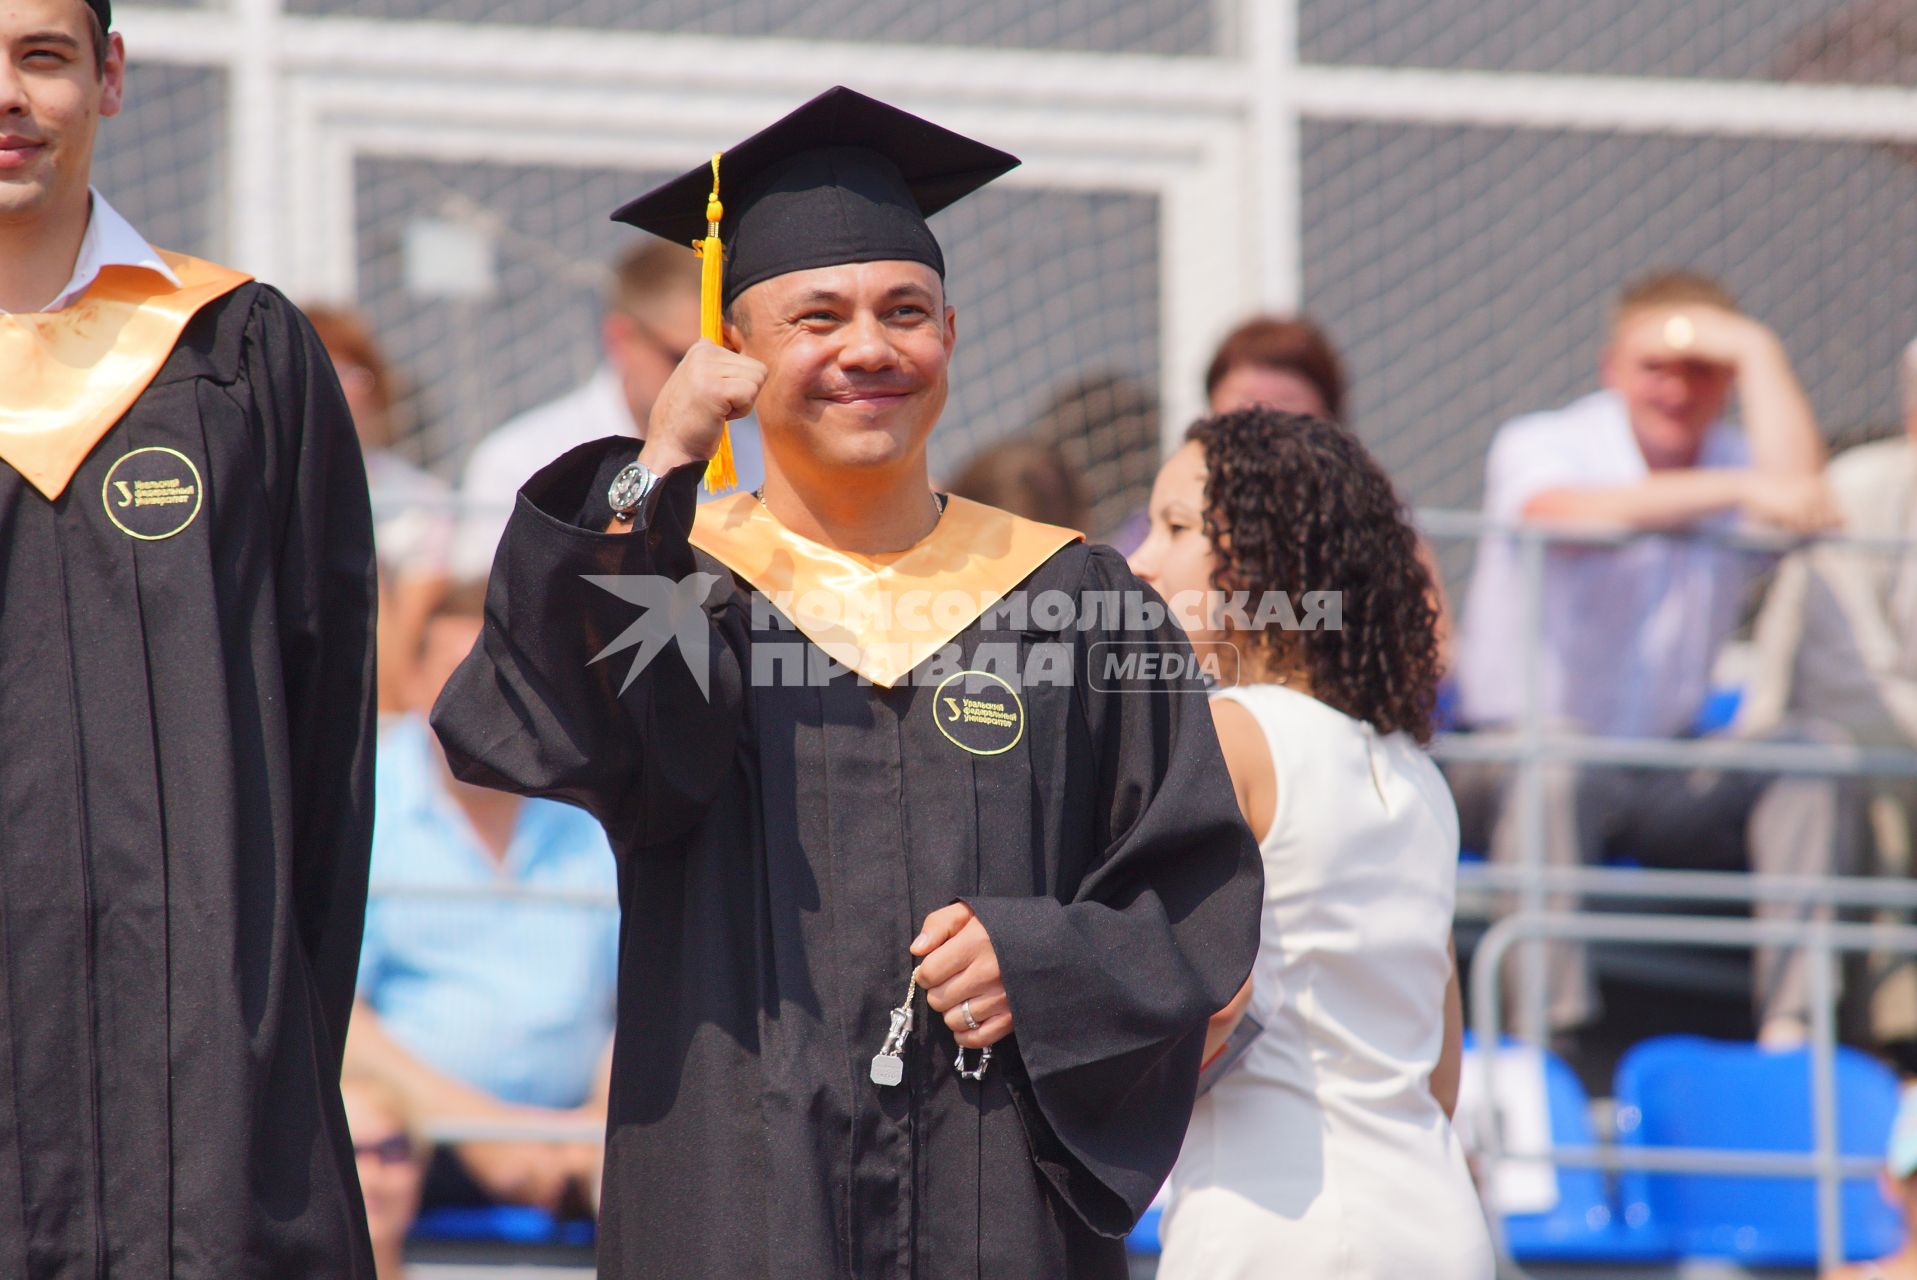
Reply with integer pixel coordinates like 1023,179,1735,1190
1300,0,1917,82
1305,122,1917,516
92,62,225,260
281,0,1216,54
100,0,1917,541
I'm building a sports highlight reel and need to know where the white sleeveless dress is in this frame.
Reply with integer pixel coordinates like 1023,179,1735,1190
1158,683,1494,1279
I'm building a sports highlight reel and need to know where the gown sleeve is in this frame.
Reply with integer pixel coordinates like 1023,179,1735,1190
429,439,744,849
964,546,1264,1237
250,289,379,1075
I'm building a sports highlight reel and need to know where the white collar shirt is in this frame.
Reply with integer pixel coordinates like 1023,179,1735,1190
21,189,182,315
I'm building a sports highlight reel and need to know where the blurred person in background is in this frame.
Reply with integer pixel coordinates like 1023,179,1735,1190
945,437,1089,531
1023,369,1157,543
346,578,617,1214
1204,314,1347,420
1202,313,1453,664
1741,335,1917,1056
307,304,451,724
1105,318,1346,556
1821,1082,1917,1280
342,1069,427,1280
1132,409,1489,1280
454,238,761,578
1451,269,1850,1047
0,0,376,1272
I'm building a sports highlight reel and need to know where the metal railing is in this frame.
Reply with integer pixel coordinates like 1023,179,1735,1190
1418,510,1917,1274
1470,909,1917,1276
1418,509,1917,1045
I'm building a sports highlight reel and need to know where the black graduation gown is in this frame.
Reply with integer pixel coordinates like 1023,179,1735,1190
0,285,378,1277
432,439,1262,1279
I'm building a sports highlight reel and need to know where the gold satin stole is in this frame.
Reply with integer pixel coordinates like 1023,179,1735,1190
690,492,1083,688
0,252,252,500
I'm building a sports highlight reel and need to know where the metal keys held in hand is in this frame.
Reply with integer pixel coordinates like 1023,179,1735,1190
870,962,992,1087
869,964,918,1087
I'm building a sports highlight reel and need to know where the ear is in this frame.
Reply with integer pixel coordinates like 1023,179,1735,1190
942,305,958,358
98,33,127,118
1598,342,1620,390
601,313,633,369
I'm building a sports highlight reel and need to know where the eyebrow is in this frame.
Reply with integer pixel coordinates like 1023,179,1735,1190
18,31,83,48
878,282,936,304
787,281,937,310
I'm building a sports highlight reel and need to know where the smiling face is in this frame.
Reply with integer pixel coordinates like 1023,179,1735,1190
726,259,955,480
0,0,121,226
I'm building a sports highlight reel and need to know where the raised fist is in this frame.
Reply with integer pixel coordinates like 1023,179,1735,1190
639,339,767,474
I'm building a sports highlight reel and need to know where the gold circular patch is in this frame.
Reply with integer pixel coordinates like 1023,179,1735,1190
102,447,204,541
932,669,1025,757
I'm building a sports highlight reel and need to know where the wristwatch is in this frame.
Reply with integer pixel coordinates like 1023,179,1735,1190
607,459,662,526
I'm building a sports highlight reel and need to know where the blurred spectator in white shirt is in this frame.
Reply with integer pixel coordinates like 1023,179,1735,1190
1743,335,1917,1050
454,239,761,579
1450,270,1849,1043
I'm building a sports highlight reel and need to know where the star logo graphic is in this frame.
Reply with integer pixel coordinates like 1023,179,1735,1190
582,572,725,700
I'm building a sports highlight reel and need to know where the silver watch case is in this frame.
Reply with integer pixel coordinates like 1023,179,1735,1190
607,460,661,520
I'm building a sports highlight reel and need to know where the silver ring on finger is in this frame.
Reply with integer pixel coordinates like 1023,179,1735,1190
961,998,980,1031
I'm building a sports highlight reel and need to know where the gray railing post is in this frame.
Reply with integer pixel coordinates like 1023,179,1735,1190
1515,527,1550,1047
1809,917,1842,1272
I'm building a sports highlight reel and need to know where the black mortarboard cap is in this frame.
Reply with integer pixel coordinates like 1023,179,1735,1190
85,0,111,29
611,86,1019,305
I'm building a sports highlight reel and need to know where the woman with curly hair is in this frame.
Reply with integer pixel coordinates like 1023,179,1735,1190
1130,409,1491,1279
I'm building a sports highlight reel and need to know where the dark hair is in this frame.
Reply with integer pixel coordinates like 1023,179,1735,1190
946,440,1089,531
1203,316,1347,422
1186,408,1439,743
79,6,107,74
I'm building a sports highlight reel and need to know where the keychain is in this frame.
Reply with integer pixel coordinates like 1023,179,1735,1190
869,963,920,1087
870,962,992,1086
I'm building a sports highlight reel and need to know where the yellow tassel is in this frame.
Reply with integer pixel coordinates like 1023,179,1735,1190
694,152,737,494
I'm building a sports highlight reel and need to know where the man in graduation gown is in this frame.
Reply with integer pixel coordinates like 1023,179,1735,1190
0,1,378,1274
432,86,1262,1278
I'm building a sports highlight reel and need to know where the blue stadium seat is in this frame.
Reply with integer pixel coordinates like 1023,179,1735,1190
1464,1035,1672,1262
410,1205,596,1248
1690,685,1745,737
1126,1204,1163,1254
1614,1035,1904,1266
